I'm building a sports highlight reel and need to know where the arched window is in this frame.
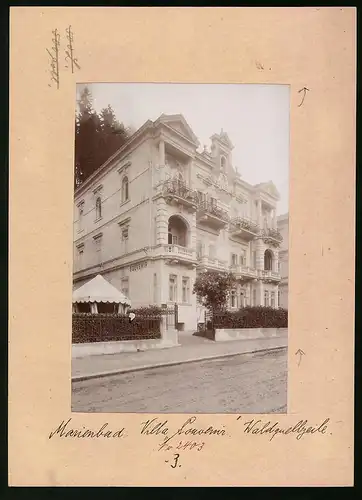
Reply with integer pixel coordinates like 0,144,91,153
95,197,102,220
122,176,129,203
220,156,226,172
264,249,273,271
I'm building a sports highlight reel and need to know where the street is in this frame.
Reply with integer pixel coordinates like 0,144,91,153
72,347,287,414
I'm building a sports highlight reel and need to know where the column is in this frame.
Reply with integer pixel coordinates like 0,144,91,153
159,139,165,166
258,280,264,306
156,198,168,245
275,284,279,309
257,199,262,226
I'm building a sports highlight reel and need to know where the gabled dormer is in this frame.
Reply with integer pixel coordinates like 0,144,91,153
209,129,238,188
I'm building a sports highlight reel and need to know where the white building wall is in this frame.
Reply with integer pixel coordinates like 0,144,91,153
73,115,284,331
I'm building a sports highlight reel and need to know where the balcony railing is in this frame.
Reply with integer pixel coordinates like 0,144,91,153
196,201,229,229
161,179,197,210
229,264,258,280
261,227,283,245
152,244,197,267
258,269,281,282
230,216,260,240
197,256,228,271
164,244,194,257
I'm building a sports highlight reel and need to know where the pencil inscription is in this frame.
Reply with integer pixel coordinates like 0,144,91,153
46,29,60,89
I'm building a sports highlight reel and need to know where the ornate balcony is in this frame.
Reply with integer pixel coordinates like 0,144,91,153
197,256,228,273
161,179,197,212
196,201,229,230
230,216,260,241
153,244,197,268
258,269,281,283
229,264,258,281
261,227,283,247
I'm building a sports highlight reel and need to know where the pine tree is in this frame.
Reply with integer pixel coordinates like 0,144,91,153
98,104,129,167
74,86,101,188
74,90,130,189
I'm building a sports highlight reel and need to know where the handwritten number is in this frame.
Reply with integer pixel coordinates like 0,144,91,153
171,454,180,468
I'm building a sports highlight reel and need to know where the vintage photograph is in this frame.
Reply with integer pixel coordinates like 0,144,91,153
71,83,290,414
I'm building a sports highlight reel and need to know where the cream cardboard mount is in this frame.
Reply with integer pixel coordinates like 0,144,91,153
8,6,355,487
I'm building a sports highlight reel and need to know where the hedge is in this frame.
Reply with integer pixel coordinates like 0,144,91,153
72,313,161,343
212,306,288,329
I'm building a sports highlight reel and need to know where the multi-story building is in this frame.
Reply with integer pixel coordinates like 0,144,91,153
277,213,289,309
73,113,283,331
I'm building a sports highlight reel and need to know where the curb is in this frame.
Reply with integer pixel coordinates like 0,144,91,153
71,344,287,383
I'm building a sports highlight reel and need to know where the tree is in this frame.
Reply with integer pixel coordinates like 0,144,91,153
193,271,236,313
74,89,131,189
74,86,101,188
97,105,129,167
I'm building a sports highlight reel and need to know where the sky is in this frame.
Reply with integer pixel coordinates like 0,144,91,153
76,83,290,215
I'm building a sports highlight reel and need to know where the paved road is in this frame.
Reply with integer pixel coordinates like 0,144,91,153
72,347,287,414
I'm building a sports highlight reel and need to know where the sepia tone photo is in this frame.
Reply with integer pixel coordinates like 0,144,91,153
71,83,290,414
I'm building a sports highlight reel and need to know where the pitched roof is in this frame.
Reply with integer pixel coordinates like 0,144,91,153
155,113,200,145
72,274,131,305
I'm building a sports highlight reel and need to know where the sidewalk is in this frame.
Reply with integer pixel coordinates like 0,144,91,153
72,331,288,382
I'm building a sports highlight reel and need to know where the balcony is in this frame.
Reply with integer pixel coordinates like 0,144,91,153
258,269,281,283
261,227,283,247
197,256,228,272
196,201,229,230
230,216,260,241
161,179,198,212
229,264,258,281
153,244,197,268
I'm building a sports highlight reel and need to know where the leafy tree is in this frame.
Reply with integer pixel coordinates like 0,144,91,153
193,271,236,312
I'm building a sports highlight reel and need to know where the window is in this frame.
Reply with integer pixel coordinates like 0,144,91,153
182,277,190,303
239,291,245,308
172,235,178,245
95,197,102,220
264,250,273,271
153,273,157,303
169,275,177,302
121,277,129,297
121,176,129,203
230,290,237,308
240,250,246,266
121,227,129,254
231,253,238,266
252,289,257,306
220,156,226,172
77,202,84,232
209,245,216,259
271,291,275,308
76,244,84,269
278,291,281,306
210,196,217,207
264,290,269,307
196,241,203,258
93,234,102,264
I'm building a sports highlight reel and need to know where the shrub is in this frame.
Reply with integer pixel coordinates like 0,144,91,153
193,271,236,312
129,305,164,317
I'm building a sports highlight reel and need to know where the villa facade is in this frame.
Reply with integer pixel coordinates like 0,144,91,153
73,114,283,331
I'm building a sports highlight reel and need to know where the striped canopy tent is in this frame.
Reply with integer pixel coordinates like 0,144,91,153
72,274,131,314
